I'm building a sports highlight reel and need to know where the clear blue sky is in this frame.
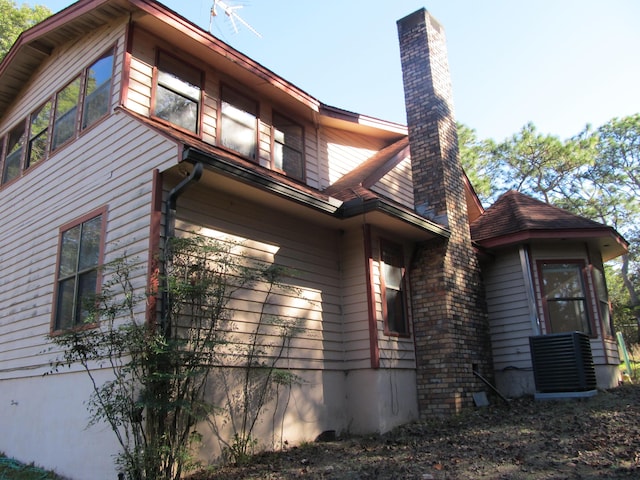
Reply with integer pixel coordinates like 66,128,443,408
36,0,640,141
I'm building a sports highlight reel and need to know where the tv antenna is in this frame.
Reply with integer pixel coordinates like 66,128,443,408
210,0,262,38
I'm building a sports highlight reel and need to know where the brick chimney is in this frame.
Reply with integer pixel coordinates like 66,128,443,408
397,9,492,416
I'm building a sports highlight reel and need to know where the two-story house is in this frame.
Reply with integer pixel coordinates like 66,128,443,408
0,1,627,478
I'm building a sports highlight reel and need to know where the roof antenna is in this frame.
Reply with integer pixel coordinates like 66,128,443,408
210,0,262,38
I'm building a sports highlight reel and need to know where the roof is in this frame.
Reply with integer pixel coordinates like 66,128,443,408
470,190,628,261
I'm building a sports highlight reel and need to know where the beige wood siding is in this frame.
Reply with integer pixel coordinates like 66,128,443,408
173,183,344,371
483,247,536,371
341,228,371,369
319,127,387,188
0,112,179,379
370,155,414,209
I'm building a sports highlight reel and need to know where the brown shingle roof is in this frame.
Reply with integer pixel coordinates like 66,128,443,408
470,190,627,260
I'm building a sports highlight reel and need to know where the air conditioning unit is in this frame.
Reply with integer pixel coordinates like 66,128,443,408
529,331,597,399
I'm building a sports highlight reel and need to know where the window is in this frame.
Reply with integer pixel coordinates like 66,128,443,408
27,101,51,168
220,85,258,160
54,210,105,331
273,112,304,180
538,261,592,335
52,76,81,150
592,267,613,337
82,49,114,130
154,52,201,133
380,240,409,336
2,123,25,183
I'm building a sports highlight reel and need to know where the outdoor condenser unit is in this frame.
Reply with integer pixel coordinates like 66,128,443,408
529,331,597,399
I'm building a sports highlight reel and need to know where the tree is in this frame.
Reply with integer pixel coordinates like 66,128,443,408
0,0,51,62
458,115,640,341
49,235,304,479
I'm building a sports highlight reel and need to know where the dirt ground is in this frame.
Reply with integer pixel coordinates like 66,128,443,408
192,384,640,480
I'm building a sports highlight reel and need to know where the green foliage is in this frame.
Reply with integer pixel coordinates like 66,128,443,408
0,0,51,61
49,235,304,479
0,454,66,480
458,114,640,343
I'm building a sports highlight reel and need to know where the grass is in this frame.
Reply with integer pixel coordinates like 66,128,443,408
0,455,66,480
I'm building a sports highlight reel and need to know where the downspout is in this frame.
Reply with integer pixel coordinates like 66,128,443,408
160,162,204,336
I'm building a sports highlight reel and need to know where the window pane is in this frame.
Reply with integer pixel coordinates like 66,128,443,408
542,264,583,298
56,277,76,330
78,215,102,270
52,77,81,149
76,269,98,324
547,299,588,333
82,51,114,129
59,225,81,278
28,101,51,167
381,243,407,335
386,288,407,335
2,124,25,183
221,87,257,159
155,53,201,133
155,84,198,132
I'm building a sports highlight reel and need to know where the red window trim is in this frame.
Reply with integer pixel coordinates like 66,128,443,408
151,48,204,137
50,205,108,335
535,259,598,338
218,83,259,162
271,110,305,181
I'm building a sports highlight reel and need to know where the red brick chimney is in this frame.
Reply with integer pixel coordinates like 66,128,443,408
397,9,492,416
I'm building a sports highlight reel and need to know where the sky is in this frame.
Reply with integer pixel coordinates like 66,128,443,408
35,0,640,141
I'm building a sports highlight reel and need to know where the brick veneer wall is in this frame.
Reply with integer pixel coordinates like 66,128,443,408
397,9,492,416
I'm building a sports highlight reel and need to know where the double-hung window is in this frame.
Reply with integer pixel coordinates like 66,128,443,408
27,101,51,168
273,112,304,180
52,76,81,150
154,52,201,133
220,85,258,160
54,210,105,331
380,240,409,336
2,123,25,183
538,260,592,335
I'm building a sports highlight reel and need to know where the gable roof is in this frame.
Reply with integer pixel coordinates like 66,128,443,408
470,190,627,261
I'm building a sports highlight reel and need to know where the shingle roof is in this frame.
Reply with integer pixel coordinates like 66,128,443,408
470,190,627,260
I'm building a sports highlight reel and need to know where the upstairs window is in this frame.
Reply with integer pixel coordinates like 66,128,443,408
2,123,26,183
82,49,114,130
220,85,258,160
273,112,304,180
54,209,105,331
52,76,81,150
380,240,409,336
27,101,51,168
538,261,592,335
154,52,201,133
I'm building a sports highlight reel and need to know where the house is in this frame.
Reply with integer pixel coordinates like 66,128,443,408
0,0,626,478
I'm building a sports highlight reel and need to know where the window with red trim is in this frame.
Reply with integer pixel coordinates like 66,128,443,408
220,85,258,160
538,260,593,335
380,240,409,336
53,210,106,331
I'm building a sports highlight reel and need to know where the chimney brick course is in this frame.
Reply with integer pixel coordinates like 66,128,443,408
397,9,492,416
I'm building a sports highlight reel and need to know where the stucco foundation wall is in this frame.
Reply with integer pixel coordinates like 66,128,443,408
0,370,121,480
345,368,418,434
596,364,620,390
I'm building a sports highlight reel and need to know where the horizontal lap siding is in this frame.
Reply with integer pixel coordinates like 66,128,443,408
371,156,414,209
484,247,535,370
0,113,179,379
174,183,344,370
320,127,387,188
